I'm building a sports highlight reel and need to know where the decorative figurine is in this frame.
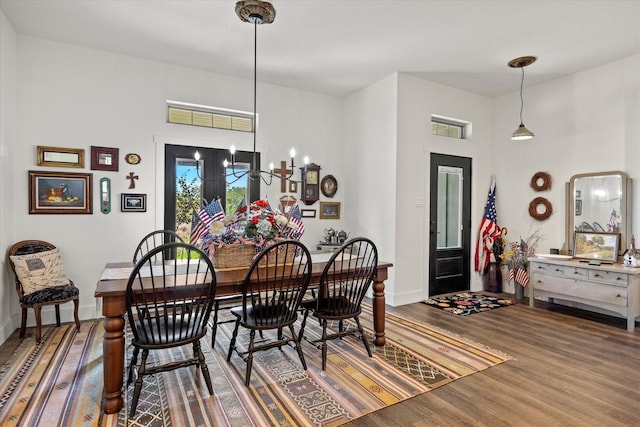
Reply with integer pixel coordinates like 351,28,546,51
623,234,640,268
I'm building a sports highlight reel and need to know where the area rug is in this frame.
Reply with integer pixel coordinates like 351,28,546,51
423,292,517,316
0,307,512,426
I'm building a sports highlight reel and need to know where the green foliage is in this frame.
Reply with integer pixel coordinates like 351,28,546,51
226,185,247,213
176,172,200,224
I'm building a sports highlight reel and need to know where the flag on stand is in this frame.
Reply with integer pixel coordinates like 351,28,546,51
474,179,501,272
190,198,225,244
286,204,305,240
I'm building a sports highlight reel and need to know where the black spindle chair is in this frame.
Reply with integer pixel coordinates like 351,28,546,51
226,240,312,386
132,230,184,264
126,242,217,416
298,237,378,370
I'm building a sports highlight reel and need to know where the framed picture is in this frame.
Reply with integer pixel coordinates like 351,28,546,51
320,174,338,197
575,199,582,216
573,231,619,262
289,180,298,193
91,146,119,172
29,170,92,214
301,209,316,218
121,193,147,212
36,146,85,168
319,202,340,219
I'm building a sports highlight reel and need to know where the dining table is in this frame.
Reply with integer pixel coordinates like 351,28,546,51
94,254,392,414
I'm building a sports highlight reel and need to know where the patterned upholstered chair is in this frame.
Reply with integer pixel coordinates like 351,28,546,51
8,240,81,342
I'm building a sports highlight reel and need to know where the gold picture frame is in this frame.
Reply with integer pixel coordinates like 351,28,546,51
29,170,93,214
36,146,85,168
319,202,340,219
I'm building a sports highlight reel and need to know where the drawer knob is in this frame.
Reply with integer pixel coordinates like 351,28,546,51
594,274,601,278
574,271,579,274
617,294,622,298
555,268,561,272
616,277,622,281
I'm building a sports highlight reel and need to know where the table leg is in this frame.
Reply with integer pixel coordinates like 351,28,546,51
102,313,125,414
372,278,386,346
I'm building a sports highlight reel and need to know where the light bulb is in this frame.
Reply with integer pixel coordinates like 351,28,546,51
269,162,274,171
303,156,309,165
223,159,228,168
289,147,296,158
194,150,201,161
229,144,236,155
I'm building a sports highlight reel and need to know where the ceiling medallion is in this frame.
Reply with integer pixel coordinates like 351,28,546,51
508,56,537,69
235,0,276,24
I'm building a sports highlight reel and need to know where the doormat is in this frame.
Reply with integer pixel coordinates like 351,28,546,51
423,292,516,316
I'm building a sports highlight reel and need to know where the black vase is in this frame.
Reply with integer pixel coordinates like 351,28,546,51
482,262,503,293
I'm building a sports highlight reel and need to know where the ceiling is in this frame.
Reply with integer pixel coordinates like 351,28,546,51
1,0,639,98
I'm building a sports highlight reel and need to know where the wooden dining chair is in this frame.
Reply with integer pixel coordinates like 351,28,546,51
126,242,217,416
298,237,378,370
226,240,312,386
132,229,184,263
7,240,81,343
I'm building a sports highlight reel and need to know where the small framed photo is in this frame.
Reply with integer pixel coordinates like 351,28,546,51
121,193,146,212
91,146,119,172
573,231,619,262
289,180,298,193
37,146,85,168
29,170,92,214
575,199,582,216
319,202,340,219
301,209,316,218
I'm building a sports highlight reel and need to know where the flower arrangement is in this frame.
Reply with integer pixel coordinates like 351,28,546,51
499,228,543,287
202,199,303,255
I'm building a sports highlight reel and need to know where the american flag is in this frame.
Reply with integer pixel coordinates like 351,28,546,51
190,198,225,244
474,180,501,272
286,204,305,240
509,266,530,287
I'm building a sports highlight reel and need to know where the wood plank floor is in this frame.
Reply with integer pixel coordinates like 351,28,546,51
2,295,639,426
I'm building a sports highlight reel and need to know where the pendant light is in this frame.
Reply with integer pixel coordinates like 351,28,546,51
508,56,537,141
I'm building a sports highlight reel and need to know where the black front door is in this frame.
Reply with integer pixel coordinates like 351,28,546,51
428,153,472,296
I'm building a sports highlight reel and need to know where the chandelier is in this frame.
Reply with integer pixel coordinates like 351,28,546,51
508,56,536,141
195,0,306,186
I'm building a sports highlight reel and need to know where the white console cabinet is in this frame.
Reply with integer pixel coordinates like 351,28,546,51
529,258,640,332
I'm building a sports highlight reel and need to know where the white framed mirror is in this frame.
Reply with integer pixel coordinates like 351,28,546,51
566,171,631,257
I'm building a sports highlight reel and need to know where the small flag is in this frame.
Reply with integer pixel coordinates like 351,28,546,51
190,198,225,243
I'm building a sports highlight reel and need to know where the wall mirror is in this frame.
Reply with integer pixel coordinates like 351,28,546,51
566,171,631,257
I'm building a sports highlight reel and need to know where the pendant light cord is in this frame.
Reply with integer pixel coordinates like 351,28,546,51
519,66,525,124
251,19,258,175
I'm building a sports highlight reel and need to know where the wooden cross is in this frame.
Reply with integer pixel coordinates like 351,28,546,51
126,172,139,189
273,160,292,193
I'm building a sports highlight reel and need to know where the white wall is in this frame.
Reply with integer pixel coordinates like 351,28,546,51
6,35,344,339
343,74,399,302
395,74,495,304
0,10,18,343
493,55,640,260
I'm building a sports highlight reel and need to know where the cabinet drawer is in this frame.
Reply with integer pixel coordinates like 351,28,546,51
531,262,588,279
588,270,628,285
534,274,628,306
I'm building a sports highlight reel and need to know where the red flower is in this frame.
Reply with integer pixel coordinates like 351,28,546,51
251,216,259,224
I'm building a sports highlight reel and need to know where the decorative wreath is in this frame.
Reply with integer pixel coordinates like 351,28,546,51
529,197,553,221
530,171,552,191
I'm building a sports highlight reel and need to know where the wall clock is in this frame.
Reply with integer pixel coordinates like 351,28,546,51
300,163,321,205
321,174,338,198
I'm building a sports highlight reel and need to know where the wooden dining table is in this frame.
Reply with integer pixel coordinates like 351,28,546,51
94,257,392,414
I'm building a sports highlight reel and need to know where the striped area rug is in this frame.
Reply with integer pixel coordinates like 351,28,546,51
0,307,512,426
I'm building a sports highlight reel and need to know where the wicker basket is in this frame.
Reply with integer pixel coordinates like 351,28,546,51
212,244,256,269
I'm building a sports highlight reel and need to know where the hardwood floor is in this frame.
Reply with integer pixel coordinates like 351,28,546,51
2,296,640,426
348,296,640,427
